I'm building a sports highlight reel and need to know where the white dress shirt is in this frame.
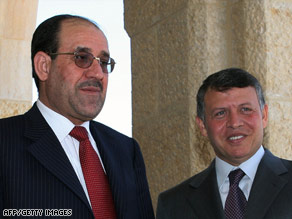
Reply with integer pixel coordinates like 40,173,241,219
216,146,265,208
36,100,105,205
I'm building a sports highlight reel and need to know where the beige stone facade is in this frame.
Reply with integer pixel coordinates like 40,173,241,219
124,0,292,209
1,0,292,212
0,0,38,118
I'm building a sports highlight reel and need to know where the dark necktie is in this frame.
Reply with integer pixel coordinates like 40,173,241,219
70,126,117,219
224,169,247,219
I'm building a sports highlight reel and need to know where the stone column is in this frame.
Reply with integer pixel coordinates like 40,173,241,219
0,0,38,118
264,0,292,156
124,0,292,209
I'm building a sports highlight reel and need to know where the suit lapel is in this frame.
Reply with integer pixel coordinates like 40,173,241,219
246,149,288,218
90,122,126,219
24,105,91,212
187,161,225,219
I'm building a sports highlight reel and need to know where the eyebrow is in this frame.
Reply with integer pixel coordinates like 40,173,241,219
75,46,110,58
76,46,91,53
239,102,253,107
210,101,253,110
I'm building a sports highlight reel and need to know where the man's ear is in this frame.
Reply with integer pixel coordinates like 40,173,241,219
195,116,208,137
33,51,52,81
262,104,268,128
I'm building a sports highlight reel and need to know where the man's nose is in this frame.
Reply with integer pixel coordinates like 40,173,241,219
227,111,243,128
84,58,104,79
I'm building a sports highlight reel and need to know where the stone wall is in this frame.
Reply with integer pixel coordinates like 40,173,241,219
124,0,292,209
0,0,38,118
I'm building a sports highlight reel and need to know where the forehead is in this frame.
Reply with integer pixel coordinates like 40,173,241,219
58,19,109,53
204,86,259,106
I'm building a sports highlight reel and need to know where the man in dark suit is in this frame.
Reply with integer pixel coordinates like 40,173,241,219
156,68,292,219
0,14,154,219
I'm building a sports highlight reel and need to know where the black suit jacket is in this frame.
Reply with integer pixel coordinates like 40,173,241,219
0,104,154,219
156,149,292,219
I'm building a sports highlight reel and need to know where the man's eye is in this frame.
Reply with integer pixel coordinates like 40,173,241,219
214,111,225,118
75,54,89,60
100,60,109,65
241,107,252,113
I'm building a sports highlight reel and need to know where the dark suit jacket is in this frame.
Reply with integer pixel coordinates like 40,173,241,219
156,149,292,219
0,104,154,219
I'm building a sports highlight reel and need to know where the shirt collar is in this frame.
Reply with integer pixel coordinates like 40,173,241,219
216,146,265,189
36,100,90,142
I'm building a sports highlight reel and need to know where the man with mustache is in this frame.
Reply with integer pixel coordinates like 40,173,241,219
156,68,292,219
0,14,154,219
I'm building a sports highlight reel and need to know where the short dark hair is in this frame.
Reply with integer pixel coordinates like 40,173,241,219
31,14,100,89
196,68,266,121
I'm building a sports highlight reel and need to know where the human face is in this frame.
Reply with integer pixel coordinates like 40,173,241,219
40,20,109,125
196,87,268,166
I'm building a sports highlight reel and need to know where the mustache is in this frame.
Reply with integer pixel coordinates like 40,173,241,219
78,80,103,91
